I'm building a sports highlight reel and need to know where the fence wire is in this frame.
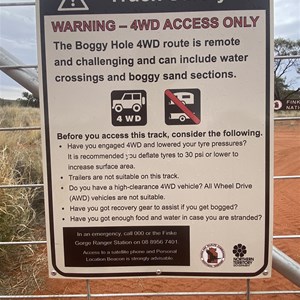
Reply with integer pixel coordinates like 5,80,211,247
0,2,300,299
0,114,299,300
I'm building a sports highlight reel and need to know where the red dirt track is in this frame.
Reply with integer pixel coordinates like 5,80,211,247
35,120,300,300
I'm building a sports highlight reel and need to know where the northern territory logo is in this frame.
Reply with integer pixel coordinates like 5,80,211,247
233,244,254,267
165,89,201,125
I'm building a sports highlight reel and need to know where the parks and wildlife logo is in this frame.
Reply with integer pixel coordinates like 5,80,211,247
201,243,225,268
233,244,254,267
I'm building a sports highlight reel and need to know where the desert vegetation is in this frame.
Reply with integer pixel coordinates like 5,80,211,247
0,104,45,295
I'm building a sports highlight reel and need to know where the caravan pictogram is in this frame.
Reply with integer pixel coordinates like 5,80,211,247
111,90,147,126
165,89,201,125
58,0,89,11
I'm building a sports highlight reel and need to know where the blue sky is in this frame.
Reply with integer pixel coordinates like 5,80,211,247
0,0,299,99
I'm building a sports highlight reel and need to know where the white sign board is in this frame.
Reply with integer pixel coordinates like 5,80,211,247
37,0,273,278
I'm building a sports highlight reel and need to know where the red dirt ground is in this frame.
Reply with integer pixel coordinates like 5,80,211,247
34,120,300,300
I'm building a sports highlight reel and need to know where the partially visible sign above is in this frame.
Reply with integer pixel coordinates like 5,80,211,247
37,0,273,278
274,99,300,111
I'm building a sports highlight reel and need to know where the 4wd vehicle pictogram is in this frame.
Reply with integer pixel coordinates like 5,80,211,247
112,92,146,113
111,90,147,126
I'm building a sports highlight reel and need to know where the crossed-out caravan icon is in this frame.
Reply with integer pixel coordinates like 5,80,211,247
58,0,89,11
165,88,201,125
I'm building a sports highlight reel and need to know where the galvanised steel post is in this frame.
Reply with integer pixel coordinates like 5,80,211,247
273,246,300,287
0,47,39,98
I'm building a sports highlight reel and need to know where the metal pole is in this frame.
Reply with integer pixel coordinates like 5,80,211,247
246,279,251,300
0,2,35,6
0,47,39,98
274,55,300,60
86,280,91,300
272,246,300,287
